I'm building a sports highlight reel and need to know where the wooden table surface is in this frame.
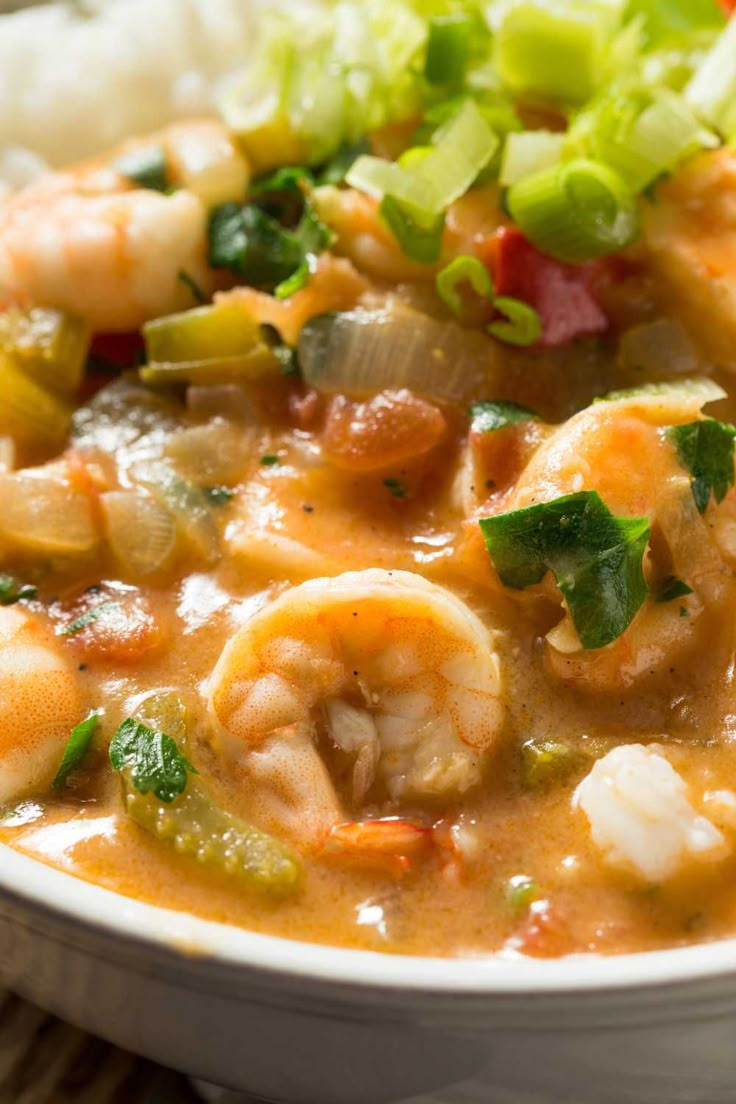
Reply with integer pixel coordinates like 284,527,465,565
0,991,260,1104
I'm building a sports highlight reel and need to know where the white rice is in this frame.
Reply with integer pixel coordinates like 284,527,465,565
0,0,258,177
574,743,728,883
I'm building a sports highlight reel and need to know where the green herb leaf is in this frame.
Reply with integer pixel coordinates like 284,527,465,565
52,711,101,791
479,490,650,650
208,204,305,291
114,146,169,192
59,601,122,637
654,575,693,603
469,400,539,434
202,486,235,506
666,418,736,514
109,717,197,804
384,477,407,499
0,574,37,606
260,454,280,467
318,140,370,186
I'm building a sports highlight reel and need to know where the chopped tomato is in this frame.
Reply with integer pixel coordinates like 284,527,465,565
322,389,447,473
89,331,144,369
479,227,609,347
509,899,575,958
719,0,735,13
57,582,166,664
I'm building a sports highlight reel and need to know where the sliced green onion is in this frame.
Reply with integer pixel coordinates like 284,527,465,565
569,87,718,194
411,97,499,209
631,0,726,50
500,130,564,188
436,255,494,315
493,0,624,105
507,158,639,263
425,14,474,86
380,197,445,264
488,297,543,346
685,16,736,139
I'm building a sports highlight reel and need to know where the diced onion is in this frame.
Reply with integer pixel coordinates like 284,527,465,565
507,158,638,262
298,302,502,403
0,472,98,556
102,491,177,577
131,461,220,564
617,319,706,380
0,437,15,473
164,421,254,484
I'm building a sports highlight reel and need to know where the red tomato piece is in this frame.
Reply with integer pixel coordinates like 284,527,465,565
486,227,609,347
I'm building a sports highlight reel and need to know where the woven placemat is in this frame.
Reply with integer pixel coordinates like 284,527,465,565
0,990,248,1103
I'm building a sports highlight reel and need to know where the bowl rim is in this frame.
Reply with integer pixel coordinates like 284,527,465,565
2,843,736,997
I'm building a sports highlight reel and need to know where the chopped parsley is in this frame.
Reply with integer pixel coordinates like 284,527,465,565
260,323,300,377
52,711,101,791
0,574,37,606
666,418,736,514
479,490,650,650
113,145,169,192
59,601,121,637
384,477,407,499
654,575,693,604
109,717,197,804
469,399,539,434
202,486,235,506
260,454,280,467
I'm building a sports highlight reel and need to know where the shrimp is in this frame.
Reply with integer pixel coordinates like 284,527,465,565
207,568,504,852
487,386,736,691
574,744,728,883
642,149,736,370
0,120,249,332
0,606,82,803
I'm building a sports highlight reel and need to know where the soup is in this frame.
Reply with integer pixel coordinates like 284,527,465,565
1,0,736,959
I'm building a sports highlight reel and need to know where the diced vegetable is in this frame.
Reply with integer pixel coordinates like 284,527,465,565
0,574,37,605
568,87,718,194
164,422,251,484
0,308,90,395
52,712,101,791
101,491,177,577
0,353,71,446
436,255,494,315
493,0,626,105
0,472,98,556
479,490,650,650
488,297,543,346
505,873,539,914
141,300,279,386
500,130,564,187
298,303,501,402
470,400,539,433
654,575,693,603
599,376,726,407
519,738,583,787
111,699,301,895
347,99,498,262
666,418,736,513
490,228,609,346
507,158,639,263
685,15,736,138
425,13,477,87
629,0,725,49
617,319,703,380
131,461,220,564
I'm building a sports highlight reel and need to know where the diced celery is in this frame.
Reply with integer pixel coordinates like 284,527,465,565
685,16,736,139
520,738,584,787
0,308,90,395
142,301,279,386
0,352,71,445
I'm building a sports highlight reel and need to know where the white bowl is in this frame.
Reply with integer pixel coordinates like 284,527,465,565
0,843,735,1104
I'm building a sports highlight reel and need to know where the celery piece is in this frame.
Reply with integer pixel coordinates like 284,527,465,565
520,739,584,788
0,353,71,444
142,300,279,386
0,307,90,395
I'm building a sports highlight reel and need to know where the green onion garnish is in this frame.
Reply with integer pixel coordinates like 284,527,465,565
436,255,493,315
507,158,639,263
488,297,543,347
